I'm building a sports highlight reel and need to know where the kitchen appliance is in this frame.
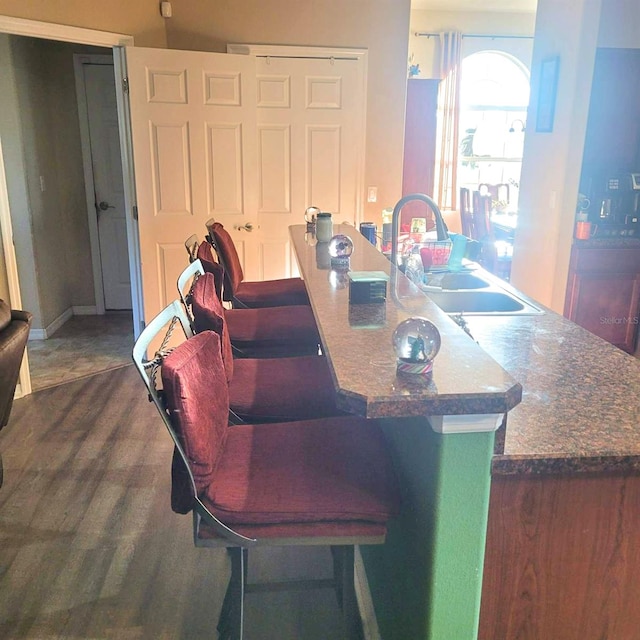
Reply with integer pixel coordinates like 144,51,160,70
588,172,640,237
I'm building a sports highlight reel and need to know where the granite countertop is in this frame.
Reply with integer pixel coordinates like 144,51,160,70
462,290,640,476
290,224,522,419
291,224,640,477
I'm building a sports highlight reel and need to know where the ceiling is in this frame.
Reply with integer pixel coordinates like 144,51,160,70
411,0,537,12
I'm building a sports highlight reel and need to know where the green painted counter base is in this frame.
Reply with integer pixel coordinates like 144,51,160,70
361,416,495,639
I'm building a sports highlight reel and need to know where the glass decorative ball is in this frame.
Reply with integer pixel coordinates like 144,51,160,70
328,234,354,258
328,234,353,269
392,317,441,375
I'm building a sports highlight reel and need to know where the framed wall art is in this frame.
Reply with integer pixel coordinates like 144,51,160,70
536,56,560,133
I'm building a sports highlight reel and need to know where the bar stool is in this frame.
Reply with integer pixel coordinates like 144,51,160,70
168,292,343,423
206,219,309,308
132,303,400,639
178,257,320,358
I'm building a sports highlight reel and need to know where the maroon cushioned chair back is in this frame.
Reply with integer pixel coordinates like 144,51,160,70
196,241,224,300
161,331,230,513
191,272,234,382
211,222,244,296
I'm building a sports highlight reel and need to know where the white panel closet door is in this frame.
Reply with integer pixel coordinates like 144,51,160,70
249,56,364,280
125,46,257,321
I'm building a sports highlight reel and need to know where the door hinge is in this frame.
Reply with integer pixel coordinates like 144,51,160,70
122,77,129,94
132,205,138,220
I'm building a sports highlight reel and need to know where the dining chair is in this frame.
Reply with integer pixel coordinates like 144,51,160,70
132,302,400,639
459,187,475,239
472,193,513,280
478,182,510,208
205,219,309,308
178,257,320,358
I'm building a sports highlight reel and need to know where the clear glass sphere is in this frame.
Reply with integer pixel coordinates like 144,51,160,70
328,234,354,258
392,317,441,370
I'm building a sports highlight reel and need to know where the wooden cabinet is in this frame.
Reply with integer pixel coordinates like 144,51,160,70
564,243,640,353
480,474,640,640
401,78,439,227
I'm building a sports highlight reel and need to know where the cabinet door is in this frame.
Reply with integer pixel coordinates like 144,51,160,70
566,272,640,353
401,79,439,226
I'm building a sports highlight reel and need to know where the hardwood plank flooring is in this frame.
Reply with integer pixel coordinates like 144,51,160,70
0,366,344,639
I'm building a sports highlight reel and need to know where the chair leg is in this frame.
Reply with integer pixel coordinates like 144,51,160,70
332,545,364,640
217,547,246,640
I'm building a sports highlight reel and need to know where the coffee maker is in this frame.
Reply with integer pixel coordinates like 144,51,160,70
589,172,640,237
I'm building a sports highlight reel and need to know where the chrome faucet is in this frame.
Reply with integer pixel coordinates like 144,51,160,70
390,193,449,268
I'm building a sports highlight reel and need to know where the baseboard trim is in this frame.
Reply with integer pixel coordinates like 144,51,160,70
28,307,73,340
355,546,382,640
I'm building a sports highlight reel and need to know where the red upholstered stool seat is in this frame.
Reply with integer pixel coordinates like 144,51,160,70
207,220,309,307
190,272,340,421
191,269,319,358
194,417,396,541
233,277,309,308
160,330,400,536
225,305,318,347
230,355,340,421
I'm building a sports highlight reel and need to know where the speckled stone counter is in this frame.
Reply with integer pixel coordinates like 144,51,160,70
291,224,640,476
290,224,522,419
462,286,640,476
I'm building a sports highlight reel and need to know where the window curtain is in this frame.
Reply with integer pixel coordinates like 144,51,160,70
433,31,462,212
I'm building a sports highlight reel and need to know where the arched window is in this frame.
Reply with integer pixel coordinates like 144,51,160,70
458,51,530,209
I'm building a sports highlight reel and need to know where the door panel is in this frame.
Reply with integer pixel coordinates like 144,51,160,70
250,56,364,281
84,63,132,310
126,46,257,320
126,47,365,320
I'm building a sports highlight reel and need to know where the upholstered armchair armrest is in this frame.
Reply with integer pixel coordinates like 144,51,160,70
0,310,32,429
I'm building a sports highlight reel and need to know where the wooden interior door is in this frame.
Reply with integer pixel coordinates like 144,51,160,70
83,62,132,310
245,55,365,280
125,46,258,322
126,46,367,321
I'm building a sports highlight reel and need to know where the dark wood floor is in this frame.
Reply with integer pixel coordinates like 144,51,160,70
0,365,345,639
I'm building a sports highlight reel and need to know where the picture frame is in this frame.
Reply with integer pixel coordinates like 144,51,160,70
536,56,560,133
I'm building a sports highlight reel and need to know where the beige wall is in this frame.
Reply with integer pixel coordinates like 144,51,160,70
0,0,167,47
9,37,100,328
512,0,640,311
511,0,602,311
2,37,113,331
165,0,412,222
0,34,41,326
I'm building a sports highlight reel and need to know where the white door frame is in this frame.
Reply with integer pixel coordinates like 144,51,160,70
227,43,369,226
0,136,30,397
0,15,138,396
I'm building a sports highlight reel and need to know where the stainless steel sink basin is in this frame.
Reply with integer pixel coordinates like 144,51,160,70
439,273,490,290
426,289,544,316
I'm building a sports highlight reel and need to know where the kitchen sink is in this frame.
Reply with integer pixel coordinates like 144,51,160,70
422,271,544,316
439,273,490,290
